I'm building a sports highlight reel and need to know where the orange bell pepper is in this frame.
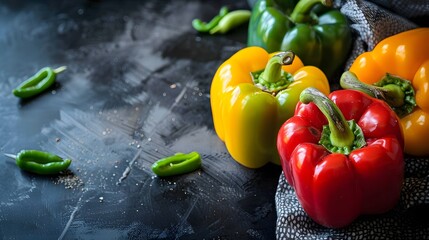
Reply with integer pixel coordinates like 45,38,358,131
346,28,429,156
210,46,330,168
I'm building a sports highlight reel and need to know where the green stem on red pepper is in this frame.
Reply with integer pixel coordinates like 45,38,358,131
300,87,366,154
252,51,295,94
340,71,416,117
290,0,332,24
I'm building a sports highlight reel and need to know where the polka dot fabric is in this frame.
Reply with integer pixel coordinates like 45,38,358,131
276,158,429,239
276,165,429,239
276,1,429,238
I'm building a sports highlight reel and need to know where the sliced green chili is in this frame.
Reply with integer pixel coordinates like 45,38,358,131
151,151,201,177
192,6,229,33
209,9,251,35
192,6,250,35
8,150,72,175
12,66,67,98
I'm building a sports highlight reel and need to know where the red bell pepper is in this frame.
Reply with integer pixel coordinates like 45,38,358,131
277,88,404,228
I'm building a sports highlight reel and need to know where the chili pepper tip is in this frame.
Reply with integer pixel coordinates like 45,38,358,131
53,66,67,74
4,153,17,160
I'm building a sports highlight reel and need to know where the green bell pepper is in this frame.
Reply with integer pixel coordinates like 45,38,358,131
247,0,352,80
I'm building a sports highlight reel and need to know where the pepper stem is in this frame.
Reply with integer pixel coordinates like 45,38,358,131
340,71,416,117
290,0,332,23
253,51,295,94
4,153,17,160
53,66,67,74
340,71,383,98
300,87,366,154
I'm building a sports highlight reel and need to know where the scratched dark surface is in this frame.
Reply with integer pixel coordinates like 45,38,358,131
0,0,283,239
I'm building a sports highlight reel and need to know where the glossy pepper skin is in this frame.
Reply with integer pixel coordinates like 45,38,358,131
15,150,72,175
277,88,404,228
211,46,329,168
12,66,67,99
349,28,429,156
151,152,202,177
247,0,352,79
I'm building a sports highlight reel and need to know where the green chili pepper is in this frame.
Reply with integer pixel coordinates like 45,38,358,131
151,151,201,177
192,6,229,32
5,150,72,175
209,10,251,35
192,6,251,35
12,66,67,98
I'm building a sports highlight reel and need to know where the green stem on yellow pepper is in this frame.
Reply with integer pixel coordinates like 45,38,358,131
340,71,416,117
253,51,295,94
290,0,332,24
300,87,366,154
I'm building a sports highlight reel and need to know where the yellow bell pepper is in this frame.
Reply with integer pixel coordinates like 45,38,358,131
210,46,330,168
346,28,429,156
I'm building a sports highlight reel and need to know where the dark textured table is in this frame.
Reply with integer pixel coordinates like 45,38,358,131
0,0,282,239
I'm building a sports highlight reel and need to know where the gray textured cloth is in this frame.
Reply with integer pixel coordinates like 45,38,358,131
334,0,418,69
276,0,429,239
